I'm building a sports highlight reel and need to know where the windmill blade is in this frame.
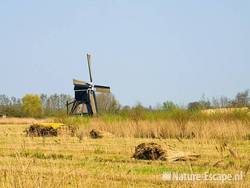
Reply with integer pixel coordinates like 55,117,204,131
89,91,97,115
87,54,93,83
73,79,88,85
94,85,111,93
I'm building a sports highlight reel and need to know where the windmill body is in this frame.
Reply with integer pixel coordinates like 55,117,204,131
66,54,111,115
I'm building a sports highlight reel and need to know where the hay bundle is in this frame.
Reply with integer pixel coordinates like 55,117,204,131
133,142,200,161
25,123,75,137
25,124,58,137
89,129,113,139
132,143,166,160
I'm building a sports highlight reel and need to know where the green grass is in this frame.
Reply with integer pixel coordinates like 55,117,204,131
13,150,73,160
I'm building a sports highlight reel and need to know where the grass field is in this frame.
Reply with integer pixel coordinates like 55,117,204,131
0,118,249,187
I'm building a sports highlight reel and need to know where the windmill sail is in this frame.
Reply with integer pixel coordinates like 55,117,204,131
94,85,111,93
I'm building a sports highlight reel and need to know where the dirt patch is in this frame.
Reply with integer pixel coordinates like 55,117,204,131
25,124,58,137
89,129,113,139
132,142,166,160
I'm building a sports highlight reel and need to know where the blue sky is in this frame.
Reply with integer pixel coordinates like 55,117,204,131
0,0,249,106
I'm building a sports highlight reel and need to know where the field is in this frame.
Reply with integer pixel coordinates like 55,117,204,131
0,117,249,187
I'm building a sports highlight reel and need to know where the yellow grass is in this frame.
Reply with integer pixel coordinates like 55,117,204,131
0,118,51,125
202,107,249,114
80,119,250,140
0,122,249,187
38,122,65,129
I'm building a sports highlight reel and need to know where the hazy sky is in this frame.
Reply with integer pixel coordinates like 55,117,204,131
0,0,249,106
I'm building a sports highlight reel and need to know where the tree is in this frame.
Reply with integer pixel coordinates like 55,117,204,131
162,101,177,112
232,90,249,107
188,102,204,111
40,93,72,116
0,95,23,117
0,94,10,106
219,96,231,108
188,96,211,111
22,94,43,118
96,93,120,113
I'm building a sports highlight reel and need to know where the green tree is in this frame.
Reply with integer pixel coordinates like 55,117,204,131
188,101,204,111
162,101,177,112
22,94,43,118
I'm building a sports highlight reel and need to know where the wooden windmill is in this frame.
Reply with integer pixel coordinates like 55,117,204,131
66,54,111,115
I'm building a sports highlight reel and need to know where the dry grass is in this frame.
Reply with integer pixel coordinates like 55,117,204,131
82,119,250,140
0,118,51,125
202,107,249,114
0,122,249,187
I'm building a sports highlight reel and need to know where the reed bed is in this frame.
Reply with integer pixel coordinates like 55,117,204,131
84,119,250,140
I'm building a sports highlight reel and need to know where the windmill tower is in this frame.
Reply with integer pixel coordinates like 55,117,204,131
67,54,111,115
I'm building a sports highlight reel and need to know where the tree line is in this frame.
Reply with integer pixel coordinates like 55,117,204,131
0,89,249,118
0,94,72,117
186,90,250,111
0,93,120,118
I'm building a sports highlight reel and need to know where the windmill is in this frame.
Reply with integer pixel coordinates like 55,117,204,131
66,54,111,115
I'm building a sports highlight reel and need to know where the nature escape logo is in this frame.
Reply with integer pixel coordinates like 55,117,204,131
162,171,244,182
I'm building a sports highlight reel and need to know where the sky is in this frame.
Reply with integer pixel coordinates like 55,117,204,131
0,0,249,106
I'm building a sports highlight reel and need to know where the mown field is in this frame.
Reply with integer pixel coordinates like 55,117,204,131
0,116,249,187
